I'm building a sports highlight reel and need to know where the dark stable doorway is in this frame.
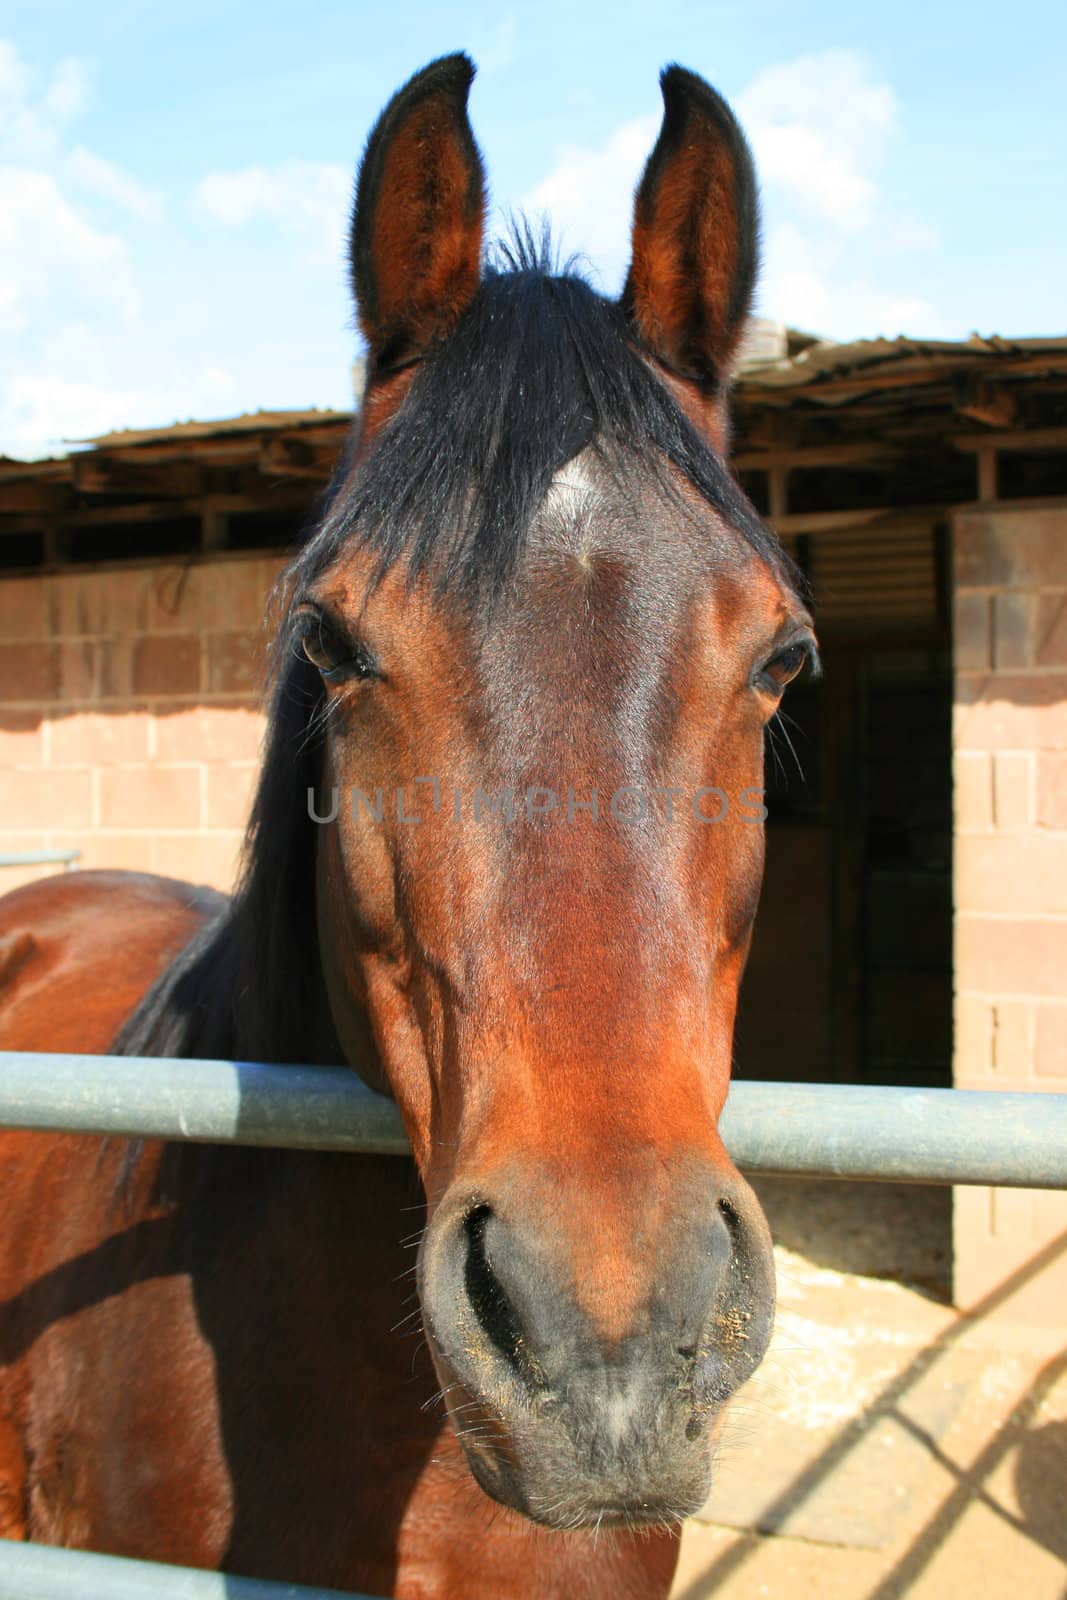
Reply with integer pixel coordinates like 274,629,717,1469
736,640,953,1090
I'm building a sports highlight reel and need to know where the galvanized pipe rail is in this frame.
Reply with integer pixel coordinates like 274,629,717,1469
0,1541,371,1600
2,1051,1067,1188
0,849,80,869
1,1052,1066,1600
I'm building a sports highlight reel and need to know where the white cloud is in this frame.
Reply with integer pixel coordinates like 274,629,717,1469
521,113,657,291
0,165,137,335
41,57,89,123
521,49,944,341
0,40,88,157
0,38,358,461
738,50,894,232
757,220,938,340
472,13,518,77
0,41,139,347
737,50,942,336
0,40,162,456
67,144,163,221
196,159,349,266
0,366,239,460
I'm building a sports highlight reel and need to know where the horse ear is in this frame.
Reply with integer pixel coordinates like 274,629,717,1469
621,66,758,388
351,54,486,370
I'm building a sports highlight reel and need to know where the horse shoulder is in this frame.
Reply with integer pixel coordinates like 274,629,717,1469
0,870,234,1556
0,869,224,1053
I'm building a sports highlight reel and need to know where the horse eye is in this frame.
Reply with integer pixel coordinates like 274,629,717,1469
757,642,810,696
295,610,376,682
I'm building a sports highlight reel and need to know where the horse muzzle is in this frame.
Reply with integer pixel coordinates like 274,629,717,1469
417,1160,775,1528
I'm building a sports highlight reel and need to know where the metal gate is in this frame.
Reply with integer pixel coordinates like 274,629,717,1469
2,1049,1066,1599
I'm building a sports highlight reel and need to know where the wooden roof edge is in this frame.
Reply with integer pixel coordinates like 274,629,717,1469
81,407,354,450
0,411,356,486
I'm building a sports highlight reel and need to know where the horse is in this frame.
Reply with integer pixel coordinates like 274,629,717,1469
0,54,816,1599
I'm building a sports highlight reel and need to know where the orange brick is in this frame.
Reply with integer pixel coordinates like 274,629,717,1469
1034,592,1067,667
43,711,91,767
0,577,47,641
954,592,990,671
1035,1004,1067,1080
954,673,1067,750
954,506,1067,588
51,831,155,875
205,764,258,829
991,752,1032,829
1036,754,1067,828
0,769,92,829
202,560,274,630
56,641,97,701
991,999,1033,1082
98,765,201,830
956,833,1067,915
954,1177,1067,1321
48,709,151,767
152,832,242,891
205,631,268,695
956,914,1067,998
992,592,1032,669
252,557,289,625
0,642,59,701
52,636,153,702
131,634,201,697
0,830,46,852
47,569,154,638
953,995,993,1083
141,565,207,633
954,752,992,832
153,705,264,763
96,638,135,700
0,710,44,767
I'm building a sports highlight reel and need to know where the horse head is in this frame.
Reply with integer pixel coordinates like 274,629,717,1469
273,54,815,1530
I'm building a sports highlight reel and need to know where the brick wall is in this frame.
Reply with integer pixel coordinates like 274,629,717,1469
5,527,1066,1319
0,555,283,896
952,502,1067,1321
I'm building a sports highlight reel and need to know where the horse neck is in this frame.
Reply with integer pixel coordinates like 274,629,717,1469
113,892,342,1069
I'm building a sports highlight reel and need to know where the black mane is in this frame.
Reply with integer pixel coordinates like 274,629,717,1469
291,231,796,603
116,241,801,1069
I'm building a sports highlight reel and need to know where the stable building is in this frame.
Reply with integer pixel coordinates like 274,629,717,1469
1,333,1065,1320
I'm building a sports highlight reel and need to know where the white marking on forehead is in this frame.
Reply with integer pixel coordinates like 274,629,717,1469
539,456,607,573
540,454,602,517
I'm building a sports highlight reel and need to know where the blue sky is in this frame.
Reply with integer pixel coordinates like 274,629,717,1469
2,0,1064,458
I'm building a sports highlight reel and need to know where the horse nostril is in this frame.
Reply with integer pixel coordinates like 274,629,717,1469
717,1195,743,1257
463,1205,527,1372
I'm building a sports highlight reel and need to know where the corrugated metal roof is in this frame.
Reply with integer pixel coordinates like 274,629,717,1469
739,333,1067,390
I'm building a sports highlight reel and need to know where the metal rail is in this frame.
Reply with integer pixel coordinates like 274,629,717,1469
0,849,80,869
1,1054,1065,1600
2,1052,1066,1188
0,1541,371,1600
